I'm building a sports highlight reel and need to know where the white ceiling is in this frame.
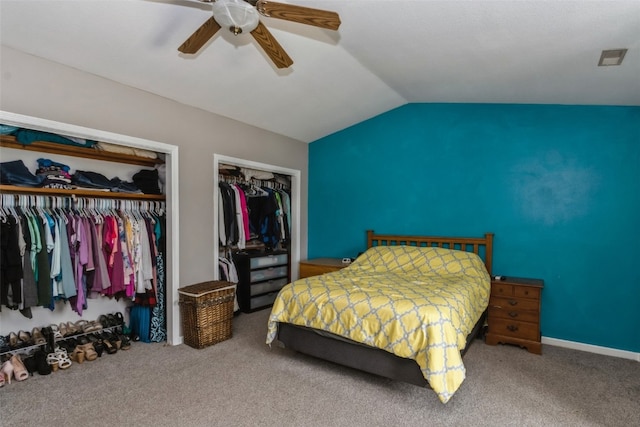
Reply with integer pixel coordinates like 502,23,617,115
1,0,639,143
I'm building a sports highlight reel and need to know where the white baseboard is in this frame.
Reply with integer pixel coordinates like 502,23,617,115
542,336,640,362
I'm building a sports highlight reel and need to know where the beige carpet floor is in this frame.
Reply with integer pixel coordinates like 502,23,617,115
1,308,638,427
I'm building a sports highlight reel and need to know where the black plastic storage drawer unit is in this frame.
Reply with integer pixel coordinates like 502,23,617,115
233,251,290,313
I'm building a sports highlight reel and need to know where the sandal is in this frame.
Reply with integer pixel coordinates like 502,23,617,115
47,324,64,341
79,343,98,361
70,346,85,364
75,320,89,333
100,333,118,355
119,334,131,351
46,353,59,372
59,322,68,337
85,320,103,333
57,351,72,370
87,334,105,357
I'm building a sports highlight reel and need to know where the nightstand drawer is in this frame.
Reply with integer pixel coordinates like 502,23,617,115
492,284,541,300
488,318,539,341
514,286,540,300
489,306,539,323
489,296,539,311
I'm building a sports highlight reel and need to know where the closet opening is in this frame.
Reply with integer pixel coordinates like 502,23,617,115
0,111,181,346
213,154,300,313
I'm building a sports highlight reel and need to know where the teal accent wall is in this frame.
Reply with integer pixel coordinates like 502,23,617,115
308,103,640,353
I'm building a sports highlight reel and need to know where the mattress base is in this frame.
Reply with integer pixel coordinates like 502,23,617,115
276,310,486,388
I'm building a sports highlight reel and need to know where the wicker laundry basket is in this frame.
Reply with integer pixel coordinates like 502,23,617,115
179,281,235,349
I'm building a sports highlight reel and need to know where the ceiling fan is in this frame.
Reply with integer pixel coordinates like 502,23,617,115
177,0,341,68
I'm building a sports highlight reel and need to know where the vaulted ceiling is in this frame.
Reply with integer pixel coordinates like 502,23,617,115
1,0,639,142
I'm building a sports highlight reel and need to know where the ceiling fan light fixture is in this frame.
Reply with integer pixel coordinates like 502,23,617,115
212,0,259,35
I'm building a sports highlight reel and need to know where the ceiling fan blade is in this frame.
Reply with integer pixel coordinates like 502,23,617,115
255,0,341,31
251,21,293,69
178,16,221,54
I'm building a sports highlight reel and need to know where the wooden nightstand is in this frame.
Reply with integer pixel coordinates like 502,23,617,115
485,276,544,354
299,258,349,279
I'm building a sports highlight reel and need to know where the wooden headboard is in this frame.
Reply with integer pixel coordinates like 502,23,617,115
366,230,494,276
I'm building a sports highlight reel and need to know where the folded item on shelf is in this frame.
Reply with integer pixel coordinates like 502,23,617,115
95,141,135,155
0,160,44,187
37,158,71,173
14,128,97,147
72,170,113,190
132,168,161,195
132,148,158,159
0,124,19,135
96,142,158,160
110,177,142,194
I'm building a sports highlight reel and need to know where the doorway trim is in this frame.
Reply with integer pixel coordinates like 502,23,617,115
213,154,301,281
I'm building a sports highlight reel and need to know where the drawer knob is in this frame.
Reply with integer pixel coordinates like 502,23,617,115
507,325,519,332
508,299,518,306
508,311,518,318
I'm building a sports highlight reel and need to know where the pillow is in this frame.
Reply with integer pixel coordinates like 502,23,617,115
349,245,488,279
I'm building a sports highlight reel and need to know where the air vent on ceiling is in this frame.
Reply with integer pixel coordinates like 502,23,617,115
598,49,627,66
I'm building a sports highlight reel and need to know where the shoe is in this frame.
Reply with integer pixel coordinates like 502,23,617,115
18,330,32,346
0,335,10,353
33,350,52,375
114,329,131,350
69,346,85,364
99,314,112,328
100,333,118,355
22,353,37,375
65,321,79,336
31,327,46,345
47,324,63,340
114,311,125,326
58,322,68,338
79,343,97,361
75,320,89,334
109,331,122,351
87,334,104,357
9,354,29,381
55,349,72,370
8,332,22,349
0,360,13,385
84,320,102,333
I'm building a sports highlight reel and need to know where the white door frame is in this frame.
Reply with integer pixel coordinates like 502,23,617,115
213,154,301,281
0,110,181,345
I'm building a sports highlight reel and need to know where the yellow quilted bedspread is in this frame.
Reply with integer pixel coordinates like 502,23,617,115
266,245,491,403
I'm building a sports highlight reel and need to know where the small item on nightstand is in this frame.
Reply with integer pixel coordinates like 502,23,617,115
493,275,506,281
341,258,352,264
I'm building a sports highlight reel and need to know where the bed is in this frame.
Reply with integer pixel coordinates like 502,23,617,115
266,230,494,403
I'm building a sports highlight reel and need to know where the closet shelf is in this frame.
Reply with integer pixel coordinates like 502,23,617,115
0,135,163,167
0,185,165,201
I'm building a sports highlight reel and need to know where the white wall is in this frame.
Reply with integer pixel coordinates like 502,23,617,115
0,46,308,333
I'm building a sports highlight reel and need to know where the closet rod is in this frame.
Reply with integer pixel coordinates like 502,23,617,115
0,184,165,201
1,193,165,216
